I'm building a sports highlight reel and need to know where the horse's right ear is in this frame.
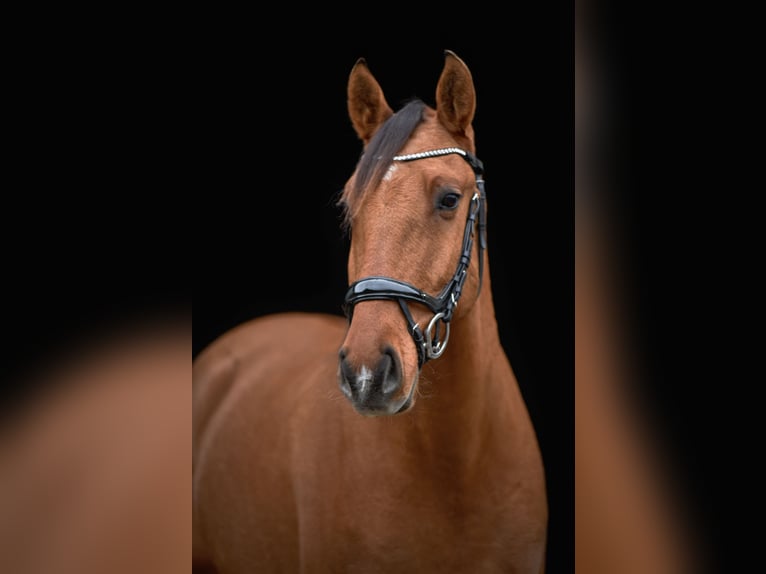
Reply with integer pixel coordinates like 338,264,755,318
347,58,393,145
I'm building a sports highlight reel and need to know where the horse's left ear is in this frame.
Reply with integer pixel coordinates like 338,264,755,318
436,50,476,137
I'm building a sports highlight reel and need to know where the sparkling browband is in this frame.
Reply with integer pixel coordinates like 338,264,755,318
393,147,468,162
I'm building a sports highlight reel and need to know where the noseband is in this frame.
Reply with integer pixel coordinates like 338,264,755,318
343,147,487,370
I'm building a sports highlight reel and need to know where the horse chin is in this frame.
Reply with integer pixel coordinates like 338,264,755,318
350,396,411,417
350,374,419,417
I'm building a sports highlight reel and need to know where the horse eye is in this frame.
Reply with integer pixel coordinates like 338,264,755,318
438,192,461,210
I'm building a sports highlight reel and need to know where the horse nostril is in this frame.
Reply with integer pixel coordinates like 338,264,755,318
377,346,402,395
338,349,356,393
339,360,351,379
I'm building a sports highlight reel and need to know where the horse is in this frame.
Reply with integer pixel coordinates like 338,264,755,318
192,50,548,573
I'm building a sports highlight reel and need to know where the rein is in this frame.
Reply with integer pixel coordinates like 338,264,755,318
343,147,487,369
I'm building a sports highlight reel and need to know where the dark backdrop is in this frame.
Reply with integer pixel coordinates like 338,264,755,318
1,17,572,574
193,40,573,573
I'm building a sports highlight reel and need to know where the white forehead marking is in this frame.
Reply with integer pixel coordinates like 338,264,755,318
382,164,397,181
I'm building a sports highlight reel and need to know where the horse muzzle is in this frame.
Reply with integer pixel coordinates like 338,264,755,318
338,346,410,415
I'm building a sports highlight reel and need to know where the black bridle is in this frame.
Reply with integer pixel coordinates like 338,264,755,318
343,147,487,369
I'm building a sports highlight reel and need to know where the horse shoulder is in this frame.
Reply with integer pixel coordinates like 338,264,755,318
193,312,348,570
194,312,346,437
469,351,548,569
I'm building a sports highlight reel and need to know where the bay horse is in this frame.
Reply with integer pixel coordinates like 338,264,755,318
193,50,548,573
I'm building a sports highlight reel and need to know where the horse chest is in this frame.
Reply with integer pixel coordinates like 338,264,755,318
288,448,541,573
194,359,545,573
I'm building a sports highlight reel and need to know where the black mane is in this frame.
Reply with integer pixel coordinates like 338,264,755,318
340,99,427,225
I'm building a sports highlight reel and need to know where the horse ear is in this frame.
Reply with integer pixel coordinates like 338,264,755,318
347,58,394,144
436,50,476,137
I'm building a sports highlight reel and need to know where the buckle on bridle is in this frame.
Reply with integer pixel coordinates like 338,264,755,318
424,312,450,360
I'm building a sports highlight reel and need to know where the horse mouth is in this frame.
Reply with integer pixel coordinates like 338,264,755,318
351,396,410,417
394,377,418,414
394,395,414,414
346,375,419,417
382,375,417,415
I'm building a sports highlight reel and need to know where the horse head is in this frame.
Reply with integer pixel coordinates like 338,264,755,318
338,51,487,416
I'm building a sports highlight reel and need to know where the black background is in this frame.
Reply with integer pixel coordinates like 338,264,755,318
193,40,573,573
6,4,760,571
3,12,574,573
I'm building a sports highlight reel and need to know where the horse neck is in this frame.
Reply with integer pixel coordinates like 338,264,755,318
409,266,515,457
